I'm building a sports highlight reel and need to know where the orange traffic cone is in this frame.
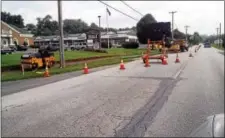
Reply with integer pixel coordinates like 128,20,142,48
83,63,89,74
144,57,150,67
44,63,50,77
175,53,180,63
120,60,125,70
189,52,193,57
162,56,168,65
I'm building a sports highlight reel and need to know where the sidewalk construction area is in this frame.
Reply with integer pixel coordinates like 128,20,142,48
2,45,200,137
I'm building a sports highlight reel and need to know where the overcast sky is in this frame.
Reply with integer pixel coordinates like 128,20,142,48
2,1,224,35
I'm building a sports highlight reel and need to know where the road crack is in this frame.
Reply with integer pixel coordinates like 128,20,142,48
97,125,106,136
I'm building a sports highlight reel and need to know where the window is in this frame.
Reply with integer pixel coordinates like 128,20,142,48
3,40,7,45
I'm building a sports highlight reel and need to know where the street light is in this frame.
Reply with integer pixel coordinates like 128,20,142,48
98,15,101,49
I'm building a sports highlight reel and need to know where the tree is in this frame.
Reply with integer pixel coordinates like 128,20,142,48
25,23,36,34
136,13,157,43
35,15,59,36
63,19,89,34
26,23,36,31
131,26,136,32
1,11,25,28
173,29,186,39
189,32,202,45
90,22,99,29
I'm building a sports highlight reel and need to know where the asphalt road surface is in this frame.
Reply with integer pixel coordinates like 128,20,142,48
2,46,224,137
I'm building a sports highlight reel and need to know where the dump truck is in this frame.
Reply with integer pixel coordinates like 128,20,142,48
21,49,55,70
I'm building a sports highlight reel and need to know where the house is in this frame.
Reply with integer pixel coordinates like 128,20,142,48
34,29,138,48
34,33,87,47
101,30,137,46
214,39,223,44
1,21,34,48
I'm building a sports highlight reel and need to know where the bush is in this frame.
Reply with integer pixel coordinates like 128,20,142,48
101,42,112,48
84,47,108,53
122,42,139,49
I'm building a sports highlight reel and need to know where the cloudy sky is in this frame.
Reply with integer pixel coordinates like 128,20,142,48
2,1,224,35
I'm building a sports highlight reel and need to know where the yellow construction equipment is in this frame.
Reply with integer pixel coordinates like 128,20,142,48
21,49,55,70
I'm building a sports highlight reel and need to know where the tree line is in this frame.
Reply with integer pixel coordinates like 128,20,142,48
1,11,136,36
2,11,205,45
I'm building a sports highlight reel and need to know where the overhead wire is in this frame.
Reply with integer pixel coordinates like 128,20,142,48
119,0,144,16
98,0,139,21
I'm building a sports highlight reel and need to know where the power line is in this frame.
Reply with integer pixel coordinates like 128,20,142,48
120,0,144,16
98,0,139,21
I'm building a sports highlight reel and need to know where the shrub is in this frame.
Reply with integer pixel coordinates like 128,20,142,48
101,42,112,48
122,42,139,49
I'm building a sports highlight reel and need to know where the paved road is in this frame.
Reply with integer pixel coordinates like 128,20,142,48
1,64,119,96
2,46,224,137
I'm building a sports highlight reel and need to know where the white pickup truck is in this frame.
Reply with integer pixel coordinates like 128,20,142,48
70,42,87,51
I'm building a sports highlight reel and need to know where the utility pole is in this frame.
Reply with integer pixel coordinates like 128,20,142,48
58,0,65,68
219,23,221,47
98,15,101,49
169,11,177,41
216,27,219,46
184,25,190,42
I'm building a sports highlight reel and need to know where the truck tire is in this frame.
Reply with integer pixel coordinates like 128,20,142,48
180,46,185,52
143,59,146,63
32,63,38,70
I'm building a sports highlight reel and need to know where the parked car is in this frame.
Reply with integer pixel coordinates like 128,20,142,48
1,47,14,54
16,45,28,51
39,45,49,50
8,45,17,52
47,45,59,51
46,44,70,51
70,43,87,51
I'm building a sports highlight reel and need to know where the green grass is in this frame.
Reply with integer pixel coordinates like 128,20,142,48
1,53,23,67
54,50,109,61
1,57,133,82
1,48,151,68
212,44,224,50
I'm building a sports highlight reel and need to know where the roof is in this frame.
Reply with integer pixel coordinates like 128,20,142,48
34,33,87,41
101,31,116,35
117,30,134,34
8,24,32,34
101,33,137,39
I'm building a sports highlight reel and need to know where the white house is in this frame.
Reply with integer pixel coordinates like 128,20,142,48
214,39,223,44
